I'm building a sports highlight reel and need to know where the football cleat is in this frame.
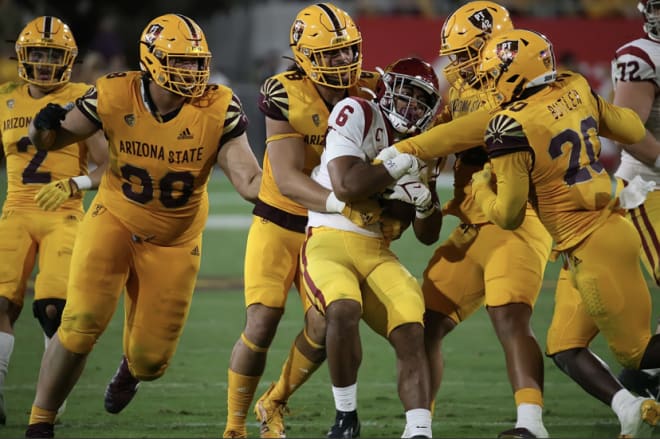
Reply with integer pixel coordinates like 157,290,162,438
104,356,140,414
498,427,538,438
619,397,660,438
327,409,360,438
223,429,247,438
254,383,287,438
25,422,54,438
0,391,5,425
618,368,660,399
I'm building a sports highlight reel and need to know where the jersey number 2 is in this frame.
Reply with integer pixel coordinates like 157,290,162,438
17,136,50,184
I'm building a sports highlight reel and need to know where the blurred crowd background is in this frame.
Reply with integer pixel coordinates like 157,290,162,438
0,0,647,168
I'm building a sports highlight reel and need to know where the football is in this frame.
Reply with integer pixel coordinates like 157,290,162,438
380,198,414,230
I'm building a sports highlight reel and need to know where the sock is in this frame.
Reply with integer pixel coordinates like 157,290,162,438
0,332,14,391
270,344,322,403
612,388,637,420
29,405,56,425
224,369,260,434
332,383,357,412
404,408,432,438
515,403,547,437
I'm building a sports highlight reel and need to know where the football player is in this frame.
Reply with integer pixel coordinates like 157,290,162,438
610,0,660,400
0,16,108,426
302,56,442,439
383,3,552,438
471,28,660,438
223,4,379,438
23,14,262,438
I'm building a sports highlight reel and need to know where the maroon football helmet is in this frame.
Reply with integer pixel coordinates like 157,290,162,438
376,57,441,134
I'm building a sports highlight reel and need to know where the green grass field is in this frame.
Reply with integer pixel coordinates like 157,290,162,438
1,171,659,438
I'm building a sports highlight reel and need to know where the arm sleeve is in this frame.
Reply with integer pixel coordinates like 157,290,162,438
473,152,532,230
392,108,491,159
596,94,646,145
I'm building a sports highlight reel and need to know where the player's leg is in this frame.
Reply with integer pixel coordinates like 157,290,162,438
548,264,658,437
224,219,301,438
620,197,660,398
421,224,487,409
0,211,37,425
302,227,365,439
33,211,81,422
480,220,551,438
27,206,128,436
367,252,432,438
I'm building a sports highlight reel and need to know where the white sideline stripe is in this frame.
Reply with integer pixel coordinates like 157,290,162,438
206,214,252,230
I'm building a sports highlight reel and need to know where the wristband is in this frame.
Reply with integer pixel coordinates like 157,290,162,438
71,175,93,191
325,191,346,213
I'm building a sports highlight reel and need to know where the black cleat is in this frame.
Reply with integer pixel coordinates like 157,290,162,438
25,422,54,438
104,356,140,414
498,427,537,439
618,368,660,399
327,410,360,438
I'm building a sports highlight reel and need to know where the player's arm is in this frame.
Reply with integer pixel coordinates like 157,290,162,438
217,132,262,204
596,94,646,146
609,80,660,167
266,116,332,211
28,89,100,151
380,108,491,161
472,114,532,230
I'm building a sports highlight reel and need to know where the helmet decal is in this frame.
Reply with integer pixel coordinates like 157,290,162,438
144,24,164,47
291,19,305,45
468,9,494,33
495,40,519,65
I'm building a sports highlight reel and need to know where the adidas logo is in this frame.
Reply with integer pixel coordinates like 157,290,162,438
190,245,200,256
177,127,193,140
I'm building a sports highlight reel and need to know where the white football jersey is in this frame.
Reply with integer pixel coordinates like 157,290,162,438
612,37,660,184
307,96,395,237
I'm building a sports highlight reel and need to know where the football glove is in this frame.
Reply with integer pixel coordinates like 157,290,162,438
326,192,382,227
384,174,433,217
33,103,70,131
471,162,493,194
618,175,656,209
381,217,404,243
374,145,401,163
381,153,424,180
35,178,80,211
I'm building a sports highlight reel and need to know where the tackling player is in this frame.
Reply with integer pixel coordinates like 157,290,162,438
223,4,379,438
471,28,660,438
0,16,107,425
23,14,262,438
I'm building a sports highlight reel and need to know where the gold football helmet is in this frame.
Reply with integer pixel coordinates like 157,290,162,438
139,14,211,98
15,16,78,87
477,29,557,109
289,2,362,88
440,1,513,88
640,0,660,41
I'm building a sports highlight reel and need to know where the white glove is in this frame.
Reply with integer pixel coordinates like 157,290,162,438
384,174,433,216
375,145,400,163
383,153,422,180
619,175,656,209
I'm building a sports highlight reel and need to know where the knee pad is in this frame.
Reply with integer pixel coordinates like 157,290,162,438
32,298,65,338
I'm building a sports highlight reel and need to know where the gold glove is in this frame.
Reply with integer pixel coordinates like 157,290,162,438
35,179,80,211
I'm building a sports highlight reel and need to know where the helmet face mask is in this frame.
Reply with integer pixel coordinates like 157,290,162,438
476,29,557,109
139,14,211,98
439,1,513,90
16,16,78,88
640,0,660,41
290,3,362,88
376,57,441,134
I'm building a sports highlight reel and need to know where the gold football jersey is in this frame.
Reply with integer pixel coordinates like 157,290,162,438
1,81,90,213
484,72,630,251
257,70,379,216
442,82,492,224
78,71,247,245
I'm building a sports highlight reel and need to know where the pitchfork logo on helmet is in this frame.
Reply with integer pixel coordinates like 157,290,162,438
139,14,211,98
15,16,78,88
289,3,362,89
